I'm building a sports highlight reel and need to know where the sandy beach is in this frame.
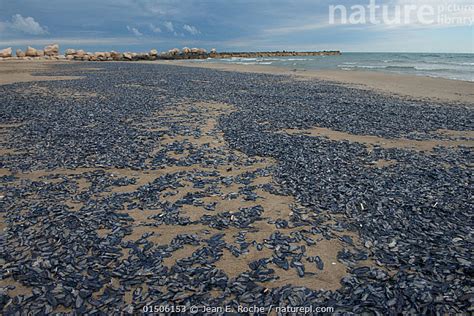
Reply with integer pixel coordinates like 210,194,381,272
1,61,473,314
2,60,474,104
0,61,82,85
153,60,474,104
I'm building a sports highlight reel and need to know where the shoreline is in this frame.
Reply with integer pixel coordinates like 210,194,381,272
150,60,474,105
1,59,473,105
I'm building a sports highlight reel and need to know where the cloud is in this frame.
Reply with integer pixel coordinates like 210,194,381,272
263,20,331,35
131,0,210,19
132,0,182,16
163,21,174,32
5,14,48,35
0,37,145,47
183,24,200,35
126,25,143,36
149,23,161,33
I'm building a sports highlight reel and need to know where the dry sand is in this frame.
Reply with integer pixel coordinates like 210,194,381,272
0,61,81,85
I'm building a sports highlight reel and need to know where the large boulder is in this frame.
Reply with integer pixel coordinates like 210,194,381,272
149,49,158,56
75,50,86,58
168,48,180,55
182,47,191,54
136,53,148,60
110,51,122,60
210,48,217,54
84,52,93,61
65,49,76,56
25,46,38,57
0,47,13,58
123,52,133,60
16,49,26,58
94,52,107,60
44,43,59,56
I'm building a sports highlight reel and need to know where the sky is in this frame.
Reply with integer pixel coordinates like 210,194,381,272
0,0,472,53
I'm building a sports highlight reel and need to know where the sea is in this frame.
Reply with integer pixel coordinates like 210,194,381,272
192,52,474,82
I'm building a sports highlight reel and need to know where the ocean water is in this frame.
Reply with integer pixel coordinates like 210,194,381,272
192,52,474,82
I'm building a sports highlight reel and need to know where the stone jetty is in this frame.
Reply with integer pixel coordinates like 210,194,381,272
0,44,341,61
210,50,341,58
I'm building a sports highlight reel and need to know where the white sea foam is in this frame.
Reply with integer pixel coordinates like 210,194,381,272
196,53,474,81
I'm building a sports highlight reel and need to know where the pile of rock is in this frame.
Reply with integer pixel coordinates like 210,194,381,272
65,50,113,61
122,52,154,61
1,46,343,62
0,47,12,58
0,45,213,61
44,44,59,56
22,44,63,59
159,47,209,59
25,46,44,57
213,50,341,59
0,44,66,60
64,49,161,61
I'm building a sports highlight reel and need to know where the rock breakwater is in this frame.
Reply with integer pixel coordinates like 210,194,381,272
0,44,341,62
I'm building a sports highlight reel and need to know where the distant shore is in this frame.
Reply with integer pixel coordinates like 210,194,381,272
151,60,474,105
